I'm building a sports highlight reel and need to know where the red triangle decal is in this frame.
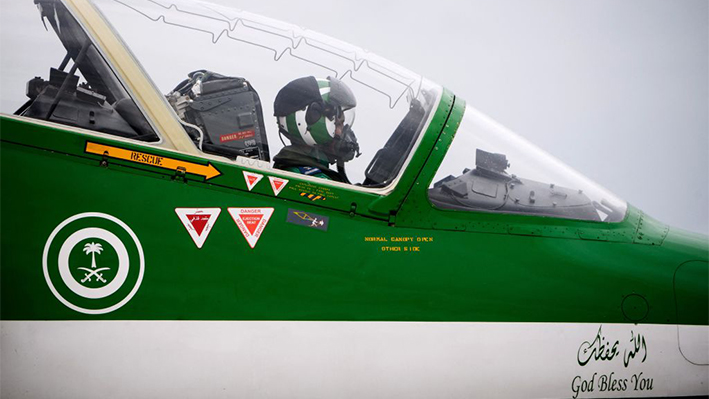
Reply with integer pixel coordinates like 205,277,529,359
227,207,275,249
175,208,222,249
187,214,210,236
268,176,289,196
243,171,264,191
241,214,264,235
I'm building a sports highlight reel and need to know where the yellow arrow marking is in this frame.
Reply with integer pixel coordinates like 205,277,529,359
85,142,221,180
293,211,315,222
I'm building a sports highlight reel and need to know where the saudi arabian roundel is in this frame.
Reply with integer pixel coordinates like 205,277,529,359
175,208,221,249
42,212,145,315
228,208,274,249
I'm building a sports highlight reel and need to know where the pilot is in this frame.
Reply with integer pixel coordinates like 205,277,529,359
272,76,360,183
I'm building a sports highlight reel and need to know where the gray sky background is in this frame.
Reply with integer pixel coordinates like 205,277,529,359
212,0,708,235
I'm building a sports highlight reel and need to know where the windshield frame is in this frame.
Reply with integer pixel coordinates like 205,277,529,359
426,104,628,224
0,0,167,146
64,0,200,153
391,98,643,240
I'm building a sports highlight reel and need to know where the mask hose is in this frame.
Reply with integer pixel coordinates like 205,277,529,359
336,158,351,185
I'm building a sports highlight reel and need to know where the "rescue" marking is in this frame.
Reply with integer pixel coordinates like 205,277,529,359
85,141,221,180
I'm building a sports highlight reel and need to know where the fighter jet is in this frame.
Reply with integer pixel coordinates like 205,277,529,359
1,0,706,397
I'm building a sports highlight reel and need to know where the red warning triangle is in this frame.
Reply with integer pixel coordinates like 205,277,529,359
189,214,210,235
268,176,289,196
228,207,274,249
243,171,263,191
241,214,264,235
175,208,221,249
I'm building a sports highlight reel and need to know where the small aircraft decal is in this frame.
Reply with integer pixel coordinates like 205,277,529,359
286,209,329,231
228,207,274,248
175,208,221,249
219,129,255,143
85,141,221,180
243,171,263,191
268,176,289,196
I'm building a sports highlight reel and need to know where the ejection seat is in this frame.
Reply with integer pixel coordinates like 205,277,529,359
166,70,270,162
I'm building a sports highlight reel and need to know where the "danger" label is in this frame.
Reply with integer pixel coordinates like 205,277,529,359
220,130,255,143
227,208,274,249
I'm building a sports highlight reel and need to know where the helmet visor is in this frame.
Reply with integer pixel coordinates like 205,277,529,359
343,108,356,128
328,76,357,110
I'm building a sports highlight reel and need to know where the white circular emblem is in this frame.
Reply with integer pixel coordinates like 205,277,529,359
58,228,129,299
43,213,144,314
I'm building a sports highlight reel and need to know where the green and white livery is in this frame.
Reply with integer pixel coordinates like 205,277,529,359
0,0,706,398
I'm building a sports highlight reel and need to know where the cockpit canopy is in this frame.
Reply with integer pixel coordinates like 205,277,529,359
90,0,442,186
0,0,627,222
429,105,627,222
3,0,159,142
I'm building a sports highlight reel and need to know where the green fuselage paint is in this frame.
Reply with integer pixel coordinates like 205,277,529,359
1,93,706,324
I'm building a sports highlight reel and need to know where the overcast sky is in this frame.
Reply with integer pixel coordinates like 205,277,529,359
208,0,708,234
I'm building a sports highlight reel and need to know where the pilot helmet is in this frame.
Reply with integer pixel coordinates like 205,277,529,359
274,76,357,154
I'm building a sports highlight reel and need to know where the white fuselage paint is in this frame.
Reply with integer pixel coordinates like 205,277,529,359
1,321,707,399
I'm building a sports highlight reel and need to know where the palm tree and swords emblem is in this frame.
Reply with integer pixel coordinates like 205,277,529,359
44,213,144,313
78,242,111,285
